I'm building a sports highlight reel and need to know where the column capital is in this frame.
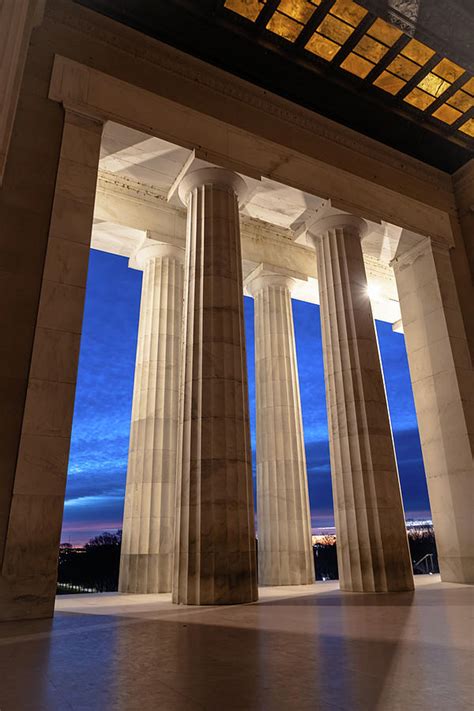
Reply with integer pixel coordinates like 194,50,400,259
133,240,185,270
245,264,298,297
307,214,368,246
390,236,450,272
177,167,248,206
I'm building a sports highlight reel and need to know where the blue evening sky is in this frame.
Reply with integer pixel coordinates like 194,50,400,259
61,250,431,544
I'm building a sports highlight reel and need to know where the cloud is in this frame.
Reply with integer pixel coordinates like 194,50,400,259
63,251,432,543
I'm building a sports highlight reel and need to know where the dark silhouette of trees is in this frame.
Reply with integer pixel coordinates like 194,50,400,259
313,538,338,580
57,530,122,593
407,526,439,573
57,525,439,594
312,527,439,581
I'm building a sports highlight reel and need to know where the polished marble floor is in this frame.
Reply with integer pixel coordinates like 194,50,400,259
0,575,472,710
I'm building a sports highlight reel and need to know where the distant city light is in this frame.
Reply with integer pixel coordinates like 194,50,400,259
312,518,433,546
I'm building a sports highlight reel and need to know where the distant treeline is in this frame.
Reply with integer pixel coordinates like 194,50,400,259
58,530,122,593
314,527,439,581
57,526,439,593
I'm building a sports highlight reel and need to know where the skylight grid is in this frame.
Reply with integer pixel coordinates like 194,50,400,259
223,0,474,142
305,0,364,62
266,0,320,42
404,56,465,119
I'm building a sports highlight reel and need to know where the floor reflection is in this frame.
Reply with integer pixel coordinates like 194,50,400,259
0,576,471,710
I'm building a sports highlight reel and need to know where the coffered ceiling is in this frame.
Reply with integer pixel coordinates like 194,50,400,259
77,0,473,171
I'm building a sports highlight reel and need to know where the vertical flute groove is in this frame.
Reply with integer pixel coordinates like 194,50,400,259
173,175,257,605
312,218,413,592
120,246,184,593
248,271,314,586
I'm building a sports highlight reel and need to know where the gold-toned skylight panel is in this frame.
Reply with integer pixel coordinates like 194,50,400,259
373,71,405,95
447,90,474,112
365,18,405,95
435,79,474,125
318,14,354,43
417,72,451,98
432,104,462,125
304,0,367,64
401,38,435,65
375,37,434,98
433,58,464,83
387,55,419,81
341,53,373,79
463,77,474,95
224,0,266,21
367,17,402,46
459,118,474,138
410,57,465,113
330,0,367,27
278,0,319,23
354,35,388,63
404,87,436,110
267,11,303,41
305,33,340,60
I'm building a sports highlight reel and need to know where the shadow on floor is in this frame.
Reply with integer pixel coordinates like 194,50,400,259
0,580,472,710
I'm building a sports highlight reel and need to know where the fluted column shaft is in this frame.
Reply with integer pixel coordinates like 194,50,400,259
119,242,184,593
247,269,314,585
392,238,474,583
173,168,257,605
309,215,414,592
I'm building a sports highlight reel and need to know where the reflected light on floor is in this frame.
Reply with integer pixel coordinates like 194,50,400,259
0,576,472,710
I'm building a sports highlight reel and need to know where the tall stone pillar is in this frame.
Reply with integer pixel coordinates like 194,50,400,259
119,241,184,593
308,215,414,593
392,238,474,583
172,168,257,605
246,266,314,586
0,106,103,621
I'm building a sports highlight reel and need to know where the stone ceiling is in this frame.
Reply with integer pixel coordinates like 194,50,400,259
77,0,473,171
92,121,405,325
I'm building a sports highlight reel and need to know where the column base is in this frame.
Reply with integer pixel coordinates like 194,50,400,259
172,592,259,606
339,580,415,593
439,556,474,584
259,552,315,587
0,575,55,621
119,553,172,594
259,580,315,587
172,564,259,605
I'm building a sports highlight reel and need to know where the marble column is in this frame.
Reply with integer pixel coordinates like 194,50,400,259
392,238,474,584
308,215,414,593
119,242,184,593
0,108,103,621
172,168,257,605
246,266,314,586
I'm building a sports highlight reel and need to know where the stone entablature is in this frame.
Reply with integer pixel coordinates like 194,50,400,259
94,169,402,324
48,51,455,246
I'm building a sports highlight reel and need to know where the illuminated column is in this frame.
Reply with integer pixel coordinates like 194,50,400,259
172,168,257,605
119,241,184,593
308,215,413,592
246,266,314,586
392,238,474,583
